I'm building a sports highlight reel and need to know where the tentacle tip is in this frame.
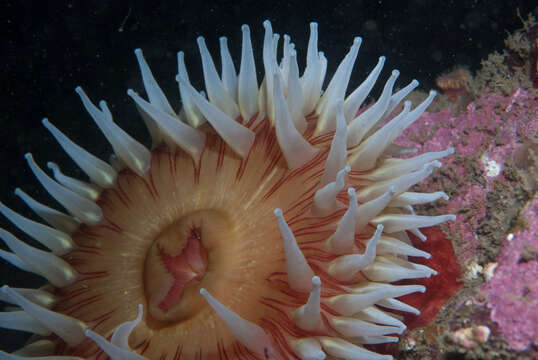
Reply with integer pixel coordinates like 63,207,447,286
134,48,142,55
41,118,50,126
347,187,356,196
392,69,400,76
263,19,271,27
74,86,83,94
312,276,321,287
376,224,384,232
448,214,456,221
24,153,33,161
241,24,249,31
273,208,283,217
411,79,419,85
200,288,208,296
126,89,135,96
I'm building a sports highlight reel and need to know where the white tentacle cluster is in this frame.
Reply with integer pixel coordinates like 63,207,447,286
0,21,455,360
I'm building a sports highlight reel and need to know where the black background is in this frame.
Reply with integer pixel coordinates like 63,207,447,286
0,0,536,353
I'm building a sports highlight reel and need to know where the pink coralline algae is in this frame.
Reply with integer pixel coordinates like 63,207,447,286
393,88,537,350
482,197,538,350
396,88,536,262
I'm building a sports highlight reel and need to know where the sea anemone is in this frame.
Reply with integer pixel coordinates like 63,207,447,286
435,68,472,102
0,21,455,360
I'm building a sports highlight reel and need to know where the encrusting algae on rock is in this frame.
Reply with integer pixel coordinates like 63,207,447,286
391,12,537,359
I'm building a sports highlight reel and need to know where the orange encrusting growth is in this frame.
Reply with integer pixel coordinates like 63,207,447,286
398,227,463,330
51,118,347,359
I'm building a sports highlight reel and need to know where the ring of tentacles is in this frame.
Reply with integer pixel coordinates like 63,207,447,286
0,21,455,360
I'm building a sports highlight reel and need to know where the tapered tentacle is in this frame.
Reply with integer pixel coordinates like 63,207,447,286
200,289,279,359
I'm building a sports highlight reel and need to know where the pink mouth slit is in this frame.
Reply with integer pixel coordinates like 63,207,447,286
157,226,208,312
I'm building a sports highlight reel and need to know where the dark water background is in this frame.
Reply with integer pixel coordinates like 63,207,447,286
0,0,536,353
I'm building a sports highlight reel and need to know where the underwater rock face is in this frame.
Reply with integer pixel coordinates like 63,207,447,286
482,196,537,351
395,88,537,355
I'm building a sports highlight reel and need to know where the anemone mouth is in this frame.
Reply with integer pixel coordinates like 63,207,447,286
52,124,330,356
0,20,457,360
144,209,218,323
